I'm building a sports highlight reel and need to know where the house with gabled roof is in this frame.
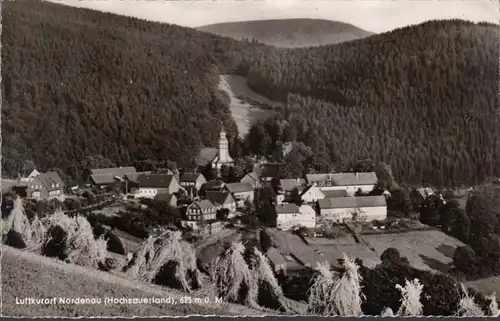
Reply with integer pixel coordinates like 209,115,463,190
240,172,260,189
275,203,316,230
300,184,326,204
180,172,207,196
20,169,41,184
306,172,377,195
205,191,237,215
90,166,137,189
135,174,182,199
253,162,283,182
225,182,254,206
184,199,219,231
318,195,387,223
154,193,178,207
26,171,65,199
279,178,307,203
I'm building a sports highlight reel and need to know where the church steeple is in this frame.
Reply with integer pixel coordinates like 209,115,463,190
217,121,233,164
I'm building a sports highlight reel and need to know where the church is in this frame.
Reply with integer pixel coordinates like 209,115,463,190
195,124,234,173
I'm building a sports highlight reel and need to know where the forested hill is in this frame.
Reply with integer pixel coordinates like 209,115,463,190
2,0,499,188
1,0,273,178
196,19,373,48
244,20,500,187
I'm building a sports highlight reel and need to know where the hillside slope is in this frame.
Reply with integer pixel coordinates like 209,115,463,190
1,0,272,177
197,19,373,48
2,246,265,317
244,20,500,187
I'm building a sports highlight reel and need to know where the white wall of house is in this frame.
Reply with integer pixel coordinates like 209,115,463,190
135,188,158,198
318,184,375,195
358,206,387,221
277,209,316,230
319,207,357,223
233,191,254,204
301,186,325,203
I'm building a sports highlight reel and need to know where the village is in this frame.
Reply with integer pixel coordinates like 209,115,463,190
5,125,470,283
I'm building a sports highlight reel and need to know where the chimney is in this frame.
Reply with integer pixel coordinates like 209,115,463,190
355,172,359,178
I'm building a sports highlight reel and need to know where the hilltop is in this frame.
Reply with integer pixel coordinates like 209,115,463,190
197,19,373,48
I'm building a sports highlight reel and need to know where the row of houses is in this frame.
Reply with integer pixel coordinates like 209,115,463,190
271,171,389,230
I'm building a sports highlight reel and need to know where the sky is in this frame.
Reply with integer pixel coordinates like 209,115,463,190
49,0,499,33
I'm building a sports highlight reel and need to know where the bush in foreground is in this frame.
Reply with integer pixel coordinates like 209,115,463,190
123,230,202,293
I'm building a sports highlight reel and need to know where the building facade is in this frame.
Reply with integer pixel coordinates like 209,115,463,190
225,182,254,206
275,203,316,230
26,171,65,199
135,174,182,198
318,195,387,223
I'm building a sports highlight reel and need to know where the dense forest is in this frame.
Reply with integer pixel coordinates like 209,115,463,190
244,20,500,187
2,0,499,188
1,0,272,178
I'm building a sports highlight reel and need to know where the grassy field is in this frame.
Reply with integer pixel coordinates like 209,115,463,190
267,227,464,272
2,246,265,317
219,74,281,138
465,276,500,297
362,230,465,273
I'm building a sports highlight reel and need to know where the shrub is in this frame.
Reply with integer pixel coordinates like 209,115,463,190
210,241,258,307
124,230,202,292
307,254,364,316
5,230,27,249
41,210,108,268
105,231,126,255
98,257,118,272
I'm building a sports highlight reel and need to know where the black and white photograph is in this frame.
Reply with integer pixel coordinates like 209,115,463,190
1,0,499,317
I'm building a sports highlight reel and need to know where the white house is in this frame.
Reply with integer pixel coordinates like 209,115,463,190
306,172,377,195
318,195,387,223
135,174,182,199
355,196,387,221
275,203,316,230
300,185,326,204
20,169,41,183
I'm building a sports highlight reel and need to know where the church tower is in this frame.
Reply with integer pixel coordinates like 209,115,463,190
218,123,234,165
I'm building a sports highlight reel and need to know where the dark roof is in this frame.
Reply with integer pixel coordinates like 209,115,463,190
138,174,176,188
201,180,225,191
38,172,64,191
275,203,300,214
306,172,377,186
280,178,306,192
90,174,116,185
322,190,348,198
205,191,234,205
254,163,282,178
154,193,176,203
181,172,204,183
191,199,215,210
125,171,152,182
241,172,259,183
318,196,386,209
267,247,286,266
91,167,136,177
226,182,254,193
196,147,218,166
